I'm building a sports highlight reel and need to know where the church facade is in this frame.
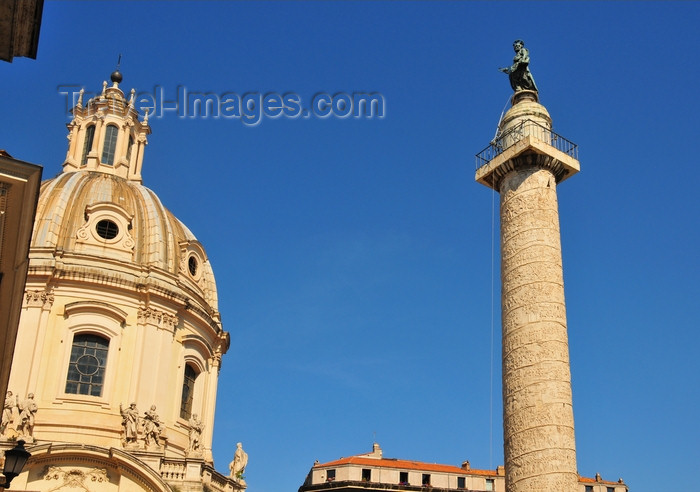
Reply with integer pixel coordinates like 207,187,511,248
1,72,244,492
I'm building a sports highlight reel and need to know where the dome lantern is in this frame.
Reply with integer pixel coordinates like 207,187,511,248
64,72,151,182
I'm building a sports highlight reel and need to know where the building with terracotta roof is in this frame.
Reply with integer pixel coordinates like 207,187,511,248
298,443,627,492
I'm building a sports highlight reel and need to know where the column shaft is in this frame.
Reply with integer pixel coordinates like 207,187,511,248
500,163,577,492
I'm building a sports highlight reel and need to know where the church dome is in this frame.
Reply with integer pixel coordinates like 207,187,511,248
27,73,221,322
5,73,231,492
32,170,219,314
9,74,229,468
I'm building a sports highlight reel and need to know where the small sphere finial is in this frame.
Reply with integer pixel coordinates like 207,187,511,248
111,53,123,85
111,70,123,84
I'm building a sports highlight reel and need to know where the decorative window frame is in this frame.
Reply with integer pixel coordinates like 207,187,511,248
179,240,207,282
56,301,126,407
76,202,135,259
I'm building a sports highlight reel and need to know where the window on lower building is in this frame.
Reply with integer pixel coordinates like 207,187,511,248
422,474,431,486
180,363,198,419
607,488,615,492
399,472,409,484
362,469,371,482
65,333,109,396
485,478,495,491
585,486,593,492
326,469,336,482
457,477,466,489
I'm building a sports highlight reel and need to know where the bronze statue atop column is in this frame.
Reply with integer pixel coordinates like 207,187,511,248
499,39,538,92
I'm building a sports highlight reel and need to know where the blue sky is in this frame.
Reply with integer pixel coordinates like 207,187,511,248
2,2,699,492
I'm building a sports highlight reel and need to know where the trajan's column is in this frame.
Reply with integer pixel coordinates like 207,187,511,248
475,40,581,492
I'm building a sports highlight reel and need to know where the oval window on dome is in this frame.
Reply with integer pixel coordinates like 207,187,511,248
95,219,119,240
188,256,198,276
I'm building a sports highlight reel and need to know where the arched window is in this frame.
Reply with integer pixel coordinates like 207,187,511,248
180,363,198,419
81,125,95,165
65,333,109,396
101,125,118,165
125,135,134,162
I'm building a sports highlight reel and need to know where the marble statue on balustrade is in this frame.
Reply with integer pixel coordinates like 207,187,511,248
120,402,140,445
143,405,163,448
1,391,16,437
229,442,249,487
499,39,538,93
188,414,204,455
17,393,38,440
229,442,248,477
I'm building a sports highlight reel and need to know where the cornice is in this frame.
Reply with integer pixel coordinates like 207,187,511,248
137,307,179,329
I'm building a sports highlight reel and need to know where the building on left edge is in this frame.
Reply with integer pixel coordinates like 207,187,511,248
0,150,42,420
0,0,44,63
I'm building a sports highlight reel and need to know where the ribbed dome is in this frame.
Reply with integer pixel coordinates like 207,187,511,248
31,170,219,314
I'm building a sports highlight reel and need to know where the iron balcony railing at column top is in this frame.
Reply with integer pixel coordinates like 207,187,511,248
475,118,578,171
